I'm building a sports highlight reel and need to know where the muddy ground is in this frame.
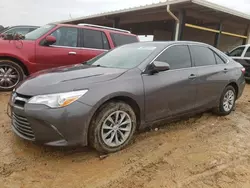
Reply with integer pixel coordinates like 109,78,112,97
0,85,250,188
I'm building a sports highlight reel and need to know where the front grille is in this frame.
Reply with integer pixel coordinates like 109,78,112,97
13,93,32,108
12,113,35,140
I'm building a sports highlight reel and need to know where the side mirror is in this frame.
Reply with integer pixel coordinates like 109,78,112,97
44,35,56,45
148,61,170,74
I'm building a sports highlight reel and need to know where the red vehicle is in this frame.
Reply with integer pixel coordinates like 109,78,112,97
0,23,139,91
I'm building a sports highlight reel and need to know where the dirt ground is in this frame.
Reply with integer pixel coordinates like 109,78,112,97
0,85,250,188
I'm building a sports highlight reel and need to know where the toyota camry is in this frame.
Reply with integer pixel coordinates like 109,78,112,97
9,41,246,153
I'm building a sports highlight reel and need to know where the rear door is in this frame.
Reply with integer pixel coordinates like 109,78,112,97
78,28,110,63
143,45,197,122
189,45,230,109
36,26,84,70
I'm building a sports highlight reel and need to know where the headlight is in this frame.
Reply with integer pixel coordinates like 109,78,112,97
28,90,88,108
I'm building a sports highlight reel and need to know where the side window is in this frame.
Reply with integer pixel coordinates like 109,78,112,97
83,29,110,50
29,28,37,32
214,53,225,64
155,45,192,70
228,47,245,57
110,33,138,47
190,46,216,66
5,27,30,35
244,47,250,57
50,27,78,47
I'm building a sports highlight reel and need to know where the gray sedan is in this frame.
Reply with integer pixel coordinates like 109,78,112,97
9,41,245,153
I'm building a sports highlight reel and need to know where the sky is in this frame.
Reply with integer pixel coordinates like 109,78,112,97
1,0,250,27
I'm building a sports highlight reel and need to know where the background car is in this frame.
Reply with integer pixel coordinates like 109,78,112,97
0,23,139,91
0,25,39,36
9,41,245,153
226,45,250,81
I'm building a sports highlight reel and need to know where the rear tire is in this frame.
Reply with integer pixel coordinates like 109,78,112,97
0,59,25,91
89,101,137,154
213,85,236,116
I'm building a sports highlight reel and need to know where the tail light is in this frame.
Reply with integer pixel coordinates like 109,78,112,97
241,67,246,74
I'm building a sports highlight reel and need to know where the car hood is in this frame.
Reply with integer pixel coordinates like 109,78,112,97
16,64,127,96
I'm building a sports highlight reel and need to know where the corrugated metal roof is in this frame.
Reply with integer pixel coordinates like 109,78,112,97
58,0,250,23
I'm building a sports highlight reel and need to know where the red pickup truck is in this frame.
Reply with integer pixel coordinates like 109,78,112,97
0,23,139,91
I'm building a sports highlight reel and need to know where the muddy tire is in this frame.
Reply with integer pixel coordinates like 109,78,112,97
0,59,25,91
89,101,137,154
213,85,236,116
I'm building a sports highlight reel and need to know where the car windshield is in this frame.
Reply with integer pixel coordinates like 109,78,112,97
86,45,157,69
25,24,56,40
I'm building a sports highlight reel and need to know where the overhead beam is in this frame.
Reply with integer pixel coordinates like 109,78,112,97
120,11,173,24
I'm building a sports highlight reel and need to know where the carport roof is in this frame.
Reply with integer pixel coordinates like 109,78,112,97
58,0,250,24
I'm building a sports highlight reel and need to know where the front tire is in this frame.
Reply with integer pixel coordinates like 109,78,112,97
89,101,137,154
214,85,236,116
0,59,25,91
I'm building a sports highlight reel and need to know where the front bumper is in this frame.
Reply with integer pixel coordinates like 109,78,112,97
9,97,94,147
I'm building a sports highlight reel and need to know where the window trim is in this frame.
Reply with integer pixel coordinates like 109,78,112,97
81,28,110,50
189,45,225,67
155,45,192,70
213,51,226,64
48,45,109,51
143,44,193,74
40,26,80,48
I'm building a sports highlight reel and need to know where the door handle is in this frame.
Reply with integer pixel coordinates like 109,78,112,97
188,74,197,79
68,52,76,55
223,68,228,73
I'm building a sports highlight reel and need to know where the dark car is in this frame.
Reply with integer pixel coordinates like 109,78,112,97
9,41,245,153
226,45,250,80
0,25,39,35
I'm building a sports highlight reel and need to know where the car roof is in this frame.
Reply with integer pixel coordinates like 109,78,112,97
132,41,212,48
55,23,137,36
6,25,39,28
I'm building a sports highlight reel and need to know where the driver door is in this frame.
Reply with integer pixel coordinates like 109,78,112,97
142,45,198,122
35,26,84,70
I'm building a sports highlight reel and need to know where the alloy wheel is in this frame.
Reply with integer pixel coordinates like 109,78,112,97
0,65,20,89
101,110,132,147
223,90,235,112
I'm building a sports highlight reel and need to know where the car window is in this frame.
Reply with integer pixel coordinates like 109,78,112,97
50,27,78,47
190,46,216,66
25,24,55,40
4,27,30,35
155,45,192,70
110,33,138,47
228,47,245,57
87,45,156,69
83,29,109,50
214,53,225,64
244,47,250,57
29,28,37,32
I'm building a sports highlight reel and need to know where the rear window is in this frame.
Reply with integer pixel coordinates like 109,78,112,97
110,33,138,47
